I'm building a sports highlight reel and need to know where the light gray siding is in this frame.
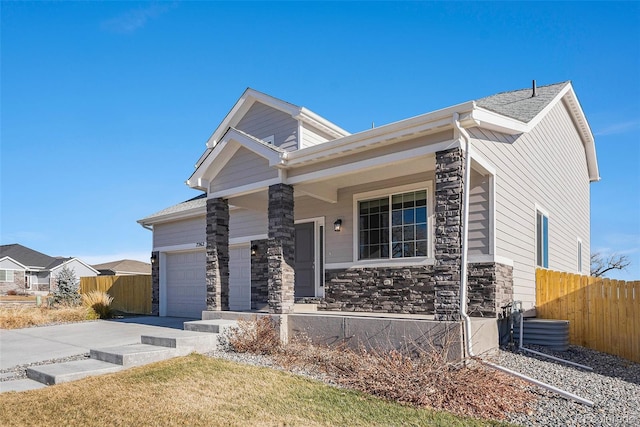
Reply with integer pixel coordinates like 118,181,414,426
300,122,335,148
0,258,24,270
295,171,436,264
230,209,267,239
210,147,278,194
236,102,298,150
52,259,97,279
468,168,490,256
469,101,591,309
153,217,205,249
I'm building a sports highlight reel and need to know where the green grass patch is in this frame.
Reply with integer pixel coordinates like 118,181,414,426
0,354,513,426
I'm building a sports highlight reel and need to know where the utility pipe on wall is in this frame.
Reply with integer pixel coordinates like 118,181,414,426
452,113,594,407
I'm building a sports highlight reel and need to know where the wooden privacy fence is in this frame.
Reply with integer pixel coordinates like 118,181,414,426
536,269,639,363
80,275,151,315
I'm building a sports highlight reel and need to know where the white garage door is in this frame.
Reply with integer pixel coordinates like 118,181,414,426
165,251,206,318
229,245,251,311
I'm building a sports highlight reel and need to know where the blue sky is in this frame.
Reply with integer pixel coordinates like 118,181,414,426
1,1,638,280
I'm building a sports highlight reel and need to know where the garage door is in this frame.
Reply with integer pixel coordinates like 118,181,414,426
229,245,251,311
165,251,206,318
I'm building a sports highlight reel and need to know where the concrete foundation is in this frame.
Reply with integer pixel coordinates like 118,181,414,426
201,310,499,361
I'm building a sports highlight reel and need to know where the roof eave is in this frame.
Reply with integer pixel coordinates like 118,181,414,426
137,205,206,227
285,101,476,166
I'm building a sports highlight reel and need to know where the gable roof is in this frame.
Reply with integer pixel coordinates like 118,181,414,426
0,244,56,269
476,81,569,123
92,259,151,275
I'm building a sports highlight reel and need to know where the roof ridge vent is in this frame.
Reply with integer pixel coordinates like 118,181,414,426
532,80,537,97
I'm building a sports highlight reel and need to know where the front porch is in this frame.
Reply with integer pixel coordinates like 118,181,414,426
204,143,511,321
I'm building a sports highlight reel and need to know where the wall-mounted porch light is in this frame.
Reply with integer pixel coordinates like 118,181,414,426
150,253,158,264
251,245,258,256
333,219,343,232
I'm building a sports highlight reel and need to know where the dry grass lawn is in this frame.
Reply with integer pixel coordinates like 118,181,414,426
0,354,512,427
0,295,36,302
0,305,96,329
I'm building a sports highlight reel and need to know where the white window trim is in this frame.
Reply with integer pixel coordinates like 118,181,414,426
352,181,434,264
534,204,550,269
577,237,583,274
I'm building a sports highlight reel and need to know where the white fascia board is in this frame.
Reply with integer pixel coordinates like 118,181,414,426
54,258,100,275
287,140,460,185
0,256,28,270
138,205,206,227
188,129,284,190
295,107,350,139
469,108,530,134
286,102,474,166
560,87,600,182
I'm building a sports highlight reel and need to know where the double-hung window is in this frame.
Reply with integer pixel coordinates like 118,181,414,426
358,189,428,260
536,210,549,268
0,270,14,282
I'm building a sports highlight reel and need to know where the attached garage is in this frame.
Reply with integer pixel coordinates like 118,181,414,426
165,251,206,318
229,245,251,311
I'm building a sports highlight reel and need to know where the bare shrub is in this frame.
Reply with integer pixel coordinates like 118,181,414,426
226,317,534,421
82,291,114,319
226,316,282,355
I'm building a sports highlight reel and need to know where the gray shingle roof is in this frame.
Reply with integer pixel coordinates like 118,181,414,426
92,259,151,274
476,81,570,123
0,244,57,268
139,193,206,223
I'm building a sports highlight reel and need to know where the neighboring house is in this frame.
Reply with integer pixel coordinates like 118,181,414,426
138,82,598,320
0,244,98,293
92,259,152,276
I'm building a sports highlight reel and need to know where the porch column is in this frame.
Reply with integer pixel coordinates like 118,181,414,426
151,251,159,316
206,197,230,310
434,148,464,320
267,183,295,314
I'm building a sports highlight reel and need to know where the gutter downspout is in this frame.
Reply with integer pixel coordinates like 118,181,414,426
453,112,474,359
452,113,594,407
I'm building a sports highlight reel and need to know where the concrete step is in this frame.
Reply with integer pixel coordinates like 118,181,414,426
90,344,188,367
0,378,47,393
26,359,123,385
141,330,220,353
293,303,318,313
183,319,238,334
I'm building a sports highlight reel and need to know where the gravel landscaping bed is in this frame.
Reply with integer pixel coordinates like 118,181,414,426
488,345,640,426
207,345,639,426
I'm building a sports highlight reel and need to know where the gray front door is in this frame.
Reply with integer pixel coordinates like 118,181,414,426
295,222,315,297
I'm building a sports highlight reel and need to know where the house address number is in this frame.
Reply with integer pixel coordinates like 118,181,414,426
196,242,205,247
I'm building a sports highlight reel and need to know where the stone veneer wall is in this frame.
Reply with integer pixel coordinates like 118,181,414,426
250,239,269,310
322,266,436,314
267,184,295,314
320,262,512,318
151,251,159,315
467,262,513,317
434,148,464,320
206,198,230,311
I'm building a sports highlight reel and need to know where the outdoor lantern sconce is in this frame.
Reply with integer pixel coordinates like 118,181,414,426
251,245,258,256
334,219,343,232
150,253,157,264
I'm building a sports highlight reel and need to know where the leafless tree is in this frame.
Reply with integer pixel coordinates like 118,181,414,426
590,252,631,277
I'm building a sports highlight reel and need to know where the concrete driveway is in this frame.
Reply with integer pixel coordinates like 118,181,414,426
0,317,195,370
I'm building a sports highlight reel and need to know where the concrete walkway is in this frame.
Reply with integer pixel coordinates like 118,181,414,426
0,317,195,370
